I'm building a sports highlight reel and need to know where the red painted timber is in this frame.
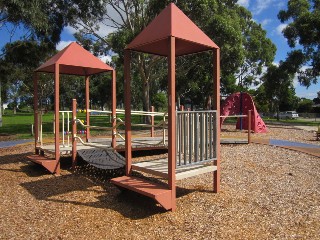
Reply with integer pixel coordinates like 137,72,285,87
111,176,172,210
27,155,59,174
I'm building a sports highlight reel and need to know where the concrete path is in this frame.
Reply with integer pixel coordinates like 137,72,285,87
0,139,33,149
252,138,320,158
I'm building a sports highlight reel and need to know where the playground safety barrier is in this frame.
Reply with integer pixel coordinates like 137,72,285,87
176,110,218,167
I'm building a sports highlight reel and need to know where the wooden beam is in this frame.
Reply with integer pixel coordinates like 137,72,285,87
54,63,61,175
213,48,220,193
33,72,39,153
112,70,117,148
85,75,90,142
168,36,176,211
124,50,132,176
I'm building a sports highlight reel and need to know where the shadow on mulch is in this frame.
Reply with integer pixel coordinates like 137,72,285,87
20,171,195,219
19,157,197,219
0,151,32,165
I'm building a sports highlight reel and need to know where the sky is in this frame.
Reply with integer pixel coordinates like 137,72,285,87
0,0,319,100
237,0,319,99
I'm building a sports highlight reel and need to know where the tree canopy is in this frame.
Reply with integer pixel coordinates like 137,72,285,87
75,0,276,110
278,0,320,87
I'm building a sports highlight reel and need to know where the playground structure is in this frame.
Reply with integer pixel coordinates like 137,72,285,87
29,42,117,175
29,3,220,211
221,92,267,133
110,3,220,211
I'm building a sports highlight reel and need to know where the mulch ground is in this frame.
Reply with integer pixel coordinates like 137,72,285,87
0,125,319,239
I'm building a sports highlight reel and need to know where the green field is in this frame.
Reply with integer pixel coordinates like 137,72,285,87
1,111,319,140
0,111,165,140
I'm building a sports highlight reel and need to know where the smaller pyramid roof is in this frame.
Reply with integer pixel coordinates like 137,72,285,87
35,42,113,76
126,3,219,56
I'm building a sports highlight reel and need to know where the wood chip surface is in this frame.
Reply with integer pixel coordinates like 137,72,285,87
0,124,319,239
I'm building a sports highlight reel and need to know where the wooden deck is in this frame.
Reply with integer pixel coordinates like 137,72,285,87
36,136,167,154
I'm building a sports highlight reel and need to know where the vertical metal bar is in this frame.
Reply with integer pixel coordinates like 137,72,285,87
163,114,166,145
185,112,188,160
150,106,155,137
213,113,217,158
177,112,181,166
205,112,208,160
209,112,212,158
194,112,199,163
39,112,43,147
180,111,183,164
72,99,77,169
200,113,204,162
183,113,187,165
124,50,132,176
189,112,193,164
168,36,176,211
62,112,65,147
67,112,70,147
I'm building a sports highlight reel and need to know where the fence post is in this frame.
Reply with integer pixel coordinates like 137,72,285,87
72,99,77,169
150,106,154,137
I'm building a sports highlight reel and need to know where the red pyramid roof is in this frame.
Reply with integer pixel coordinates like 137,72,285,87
35,42,113,75
126,3,219,56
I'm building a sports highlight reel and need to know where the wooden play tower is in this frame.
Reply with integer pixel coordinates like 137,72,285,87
29,42,116,174
111,3,221,211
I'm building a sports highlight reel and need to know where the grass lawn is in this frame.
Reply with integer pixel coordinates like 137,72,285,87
0,111,165,140
1,110,319,141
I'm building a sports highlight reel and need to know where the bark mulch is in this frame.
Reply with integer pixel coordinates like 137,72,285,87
0,125,319,239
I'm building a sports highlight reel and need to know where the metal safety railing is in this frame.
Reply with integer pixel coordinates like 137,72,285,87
60,111,72,147
176,110,217,167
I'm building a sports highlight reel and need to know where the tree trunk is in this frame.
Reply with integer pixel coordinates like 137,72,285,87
138,55,151,124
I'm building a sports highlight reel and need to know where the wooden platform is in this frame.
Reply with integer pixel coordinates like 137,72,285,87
27,155,58,173
132,158,217,180
111,175,173,210
89,137,168,151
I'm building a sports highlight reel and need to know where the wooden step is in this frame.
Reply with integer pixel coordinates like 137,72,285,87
132,158,217,180
111,176,173,210
27,155,58,174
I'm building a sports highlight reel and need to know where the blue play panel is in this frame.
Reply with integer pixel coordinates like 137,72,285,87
269,139,320,149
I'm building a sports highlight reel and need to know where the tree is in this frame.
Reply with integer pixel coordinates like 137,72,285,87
0,0,108,53
0,41,57,107
75,0,276,112
0,0,108,110
278,0,320,87
297,98,313,113
262,64,297,118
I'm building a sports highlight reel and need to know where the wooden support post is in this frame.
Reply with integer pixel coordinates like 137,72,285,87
85,75,90,142
124,50,132,176
54,64,61,175
111,70,117,148
72,99,77,169
33,72,39,154
150,106,155,137
168,36,176,211
248,110,252,144
213,48,220,193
